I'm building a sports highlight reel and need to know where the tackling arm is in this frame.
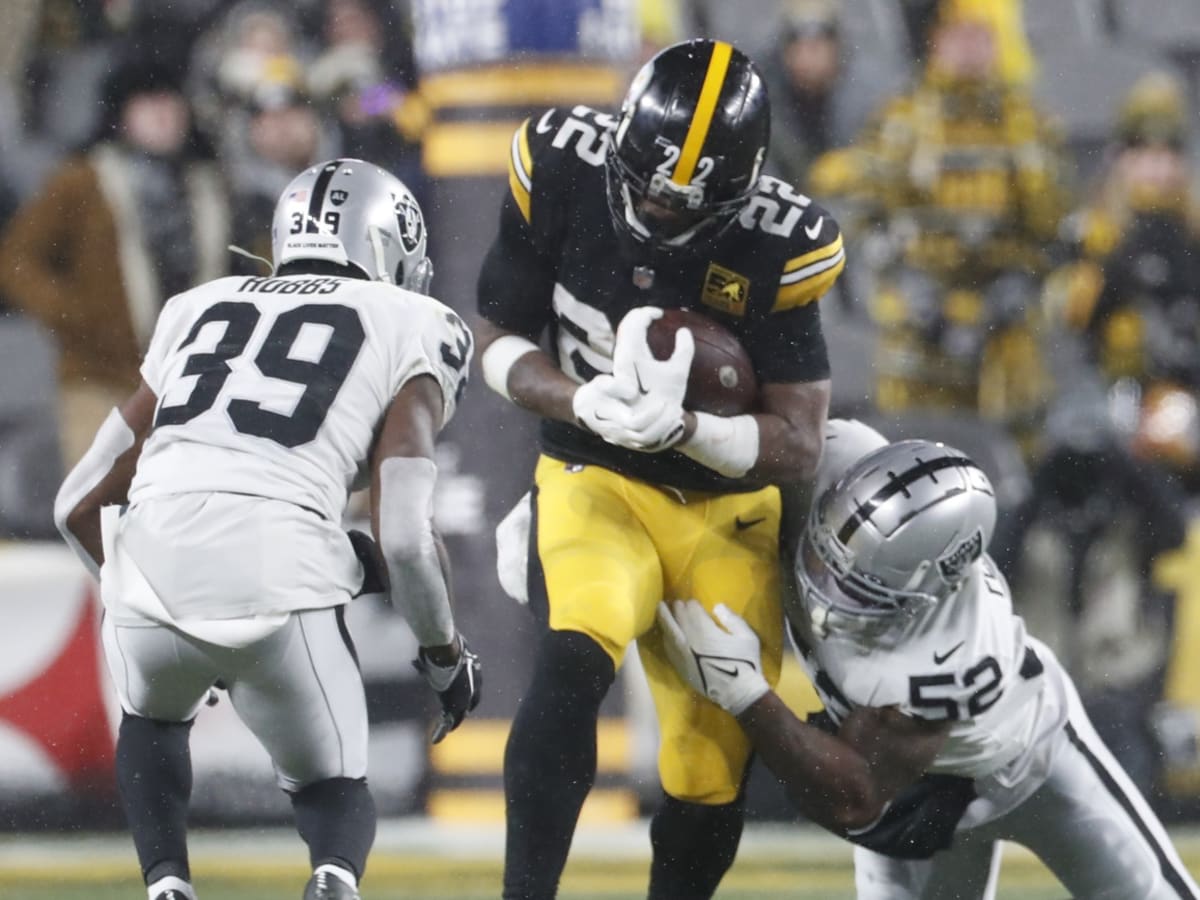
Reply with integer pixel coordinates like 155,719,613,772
657,598,948,835
53,381,158,576
738,696,950,834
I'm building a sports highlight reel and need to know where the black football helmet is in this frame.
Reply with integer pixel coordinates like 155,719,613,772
606,39,770,251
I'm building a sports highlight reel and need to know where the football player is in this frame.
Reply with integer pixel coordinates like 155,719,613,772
53,160,482,900
475,39,845,899
659,421,1200,899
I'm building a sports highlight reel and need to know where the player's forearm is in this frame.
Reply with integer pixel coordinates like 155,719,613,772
745,410,825,481
737,692,884,833
375,457,456,647
499,348,581,424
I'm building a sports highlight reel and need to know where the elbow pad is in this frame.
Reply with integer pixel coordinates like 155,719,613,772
378,456,455,647
53,408,135,577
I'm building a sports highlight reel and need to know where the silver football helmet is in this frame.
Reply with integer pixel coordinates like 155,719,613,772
271,158,433,292
798,440,997,638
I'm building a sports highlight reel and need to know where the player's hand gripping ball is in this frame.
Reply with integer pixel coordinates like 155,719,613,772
646,308,758,416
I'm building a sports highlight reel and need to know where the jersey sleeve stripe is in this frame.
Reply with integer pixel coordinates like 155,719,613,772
783,232,844,274
772,249,846,310
508,119,534,224
672,40,733,187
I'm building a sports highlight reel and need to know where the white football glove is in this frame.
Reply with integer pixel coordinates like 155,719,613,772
656,600,770,716
613,306,693,406
572,373,639,435
592,306,692,452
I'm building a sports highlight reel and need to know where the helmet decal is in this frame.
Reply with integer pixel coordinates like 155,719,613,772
395,191,425,254
936,527,985,582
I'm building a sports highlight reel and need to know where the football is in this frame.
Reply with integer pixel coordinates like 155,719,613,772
645,307,758,416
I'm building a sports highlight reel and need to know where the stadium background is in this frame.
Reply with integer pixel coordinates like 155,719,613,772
1,0,1200,895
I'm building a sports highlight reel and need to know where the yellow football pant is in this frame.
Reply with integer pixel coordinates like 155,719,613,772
531,454,784,805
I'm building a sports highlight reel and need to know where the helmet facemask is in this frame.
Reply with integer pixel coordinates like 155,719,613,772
604,140,762,252
798,520,942,641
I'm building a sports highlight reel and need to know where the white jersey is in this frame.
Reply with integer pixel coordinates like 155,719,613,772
789,558,1062,782
130,273,472,520
789,419,1067,788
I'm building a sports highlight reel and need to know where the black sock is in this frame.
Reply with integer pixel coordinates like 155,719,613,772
290,777,377,880
502,630,615,900
647,793,746,900
116,714,194,885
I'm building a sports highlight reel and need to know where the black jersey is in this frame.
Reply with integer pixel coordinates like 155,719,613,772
478,105,844,493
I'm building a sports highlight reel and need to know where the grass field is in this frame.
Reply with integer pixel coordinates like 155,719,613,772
2,821,1197,899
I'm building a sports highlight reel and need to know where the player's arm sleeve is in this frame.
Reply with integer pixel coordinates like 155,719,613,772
476,117,560,337
745,302,830,384
770,208,846,314
138,293,191,395
391,304,474,428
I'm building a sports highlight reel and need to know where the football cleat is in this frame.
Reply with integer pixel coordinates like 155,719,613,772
303,869,361,900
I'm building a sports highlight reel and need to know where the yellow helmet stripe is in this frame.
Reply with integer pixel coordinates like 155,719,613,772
672,41,733,186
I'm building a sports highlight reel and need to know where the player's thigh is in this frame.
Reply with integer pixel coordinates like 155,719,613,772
224,607,367,791
657,489,787,681
101,617,218,722
1008,713,1199,899
639,487,784,804
854,835,1001,900
532,457,662,666
638,635,754,805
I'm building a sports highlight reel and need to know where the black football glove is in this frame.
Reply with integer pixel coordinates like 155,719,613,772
347,529,390,597
412,636,482,743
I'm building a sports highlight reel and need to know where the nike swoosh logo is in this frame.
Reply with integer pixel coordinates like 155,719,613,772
535,110,555,134
633,363,649,395
933,641,965,665
804,216,824,240
735,516,767,531
710,664,739,677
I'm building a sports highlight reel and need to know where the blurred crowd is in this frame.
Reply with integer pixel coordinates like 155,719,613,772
1,0,1200,812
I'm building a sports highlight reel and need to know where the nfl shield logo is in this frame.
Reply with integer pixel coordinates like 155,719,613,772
330,189,349,207
632,266,655,289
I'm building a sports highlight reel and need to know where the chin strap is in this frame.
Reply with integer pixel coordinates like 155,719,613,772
227,244,273,272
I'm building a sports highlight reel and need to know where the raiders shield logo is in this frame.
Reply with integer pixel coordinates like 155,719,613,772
329,189,349,207
395,193,425,253
700,263,750,316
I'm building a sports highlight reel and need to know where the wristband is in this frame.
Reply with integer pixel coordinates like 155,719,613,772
679,412,760,478
481,334,540,401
